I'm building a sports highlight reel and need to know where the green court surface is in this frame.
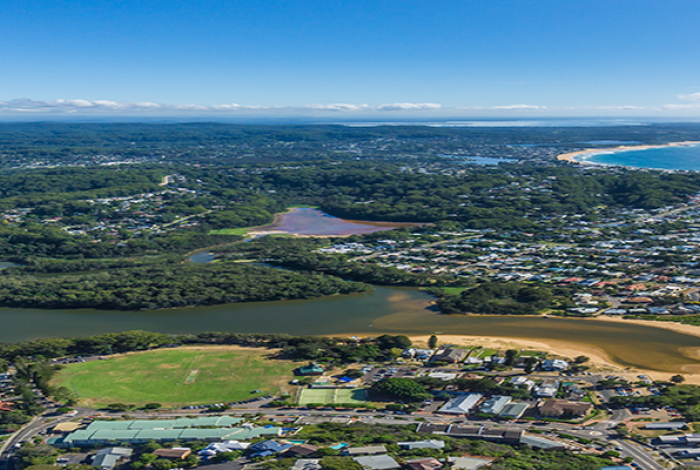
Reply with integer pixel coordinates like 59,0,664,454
298,388,368,405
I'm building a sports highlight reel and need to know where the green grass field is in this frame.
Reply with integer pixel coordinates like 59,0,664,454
298,388,368,405
208,228,250,236
52,347,295,407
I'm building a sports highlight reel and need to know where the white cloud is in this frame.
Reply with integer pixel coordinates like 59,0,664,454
595,106,646,110
376,102,441,111
0,99,448,115
491,104,547,110
678,92,700,102
662,103,700,110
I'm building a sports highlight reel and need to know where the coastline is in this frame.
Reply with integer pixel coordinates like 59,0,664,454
557,141,700,165
345,313,700,384
401,331,700,385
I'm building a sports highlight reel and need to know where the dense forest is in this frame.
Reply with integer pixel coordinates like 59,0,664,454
435,281,577,315
1,123,700,310
0,262,369,310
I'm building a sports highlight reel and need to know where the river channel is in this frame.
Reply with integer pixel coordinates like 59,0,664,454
0,286,700,373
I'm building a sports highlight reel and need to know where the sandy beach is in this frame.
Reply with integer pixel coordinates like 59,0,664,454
557,141,700,164
403,332,700,385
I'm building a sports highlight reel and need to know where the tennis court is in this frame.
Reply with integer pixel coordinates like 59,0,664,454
298,388,368,405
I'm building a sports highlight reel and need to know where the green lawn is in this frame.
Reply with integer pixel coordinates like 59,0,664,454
52,347,295,407
208,228,250,236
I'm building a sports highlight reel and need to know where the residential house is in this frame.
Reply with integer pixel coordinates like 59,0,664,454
353,455,401,470
248,440,293,458
292,459,322,470
405,458,443,470
431,348,467,363
541,359,569,371
286,444,319,458
498,402,530,419
448,456,492,470
92,448,133,470
437,394,483,415
538,399,592,418
534,380,558,398
397,440,445,451
344,445,387,456
478,396,512,415
152,448,191,460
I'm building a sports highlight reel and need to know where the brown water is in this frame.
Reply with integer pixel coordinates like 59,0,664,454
254,208,422,236
1,286,699,373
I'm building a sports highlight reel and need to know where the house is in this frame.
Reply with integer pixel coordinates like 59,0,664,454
519,433,572,450
198,441,250,459
285,444,319,458
345,445,387,456
296,363,324,376
353,455,400,470
437,394,483,414
431,348,467,363
538,399,592,418
292,459,322,470
478,396,512,415
405,458,443,470
92,448,133,470
534,380,558,398
397,440,445,450
0,401,12,412
508,376,535,391
541,359,569,371
448,456,492,470
498,402,530,419
152,448,191,460
248,440,293,458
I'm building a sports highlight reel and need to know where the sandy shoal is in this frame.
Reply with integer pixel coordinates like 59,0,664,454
557,141,700,164
401,332,700,385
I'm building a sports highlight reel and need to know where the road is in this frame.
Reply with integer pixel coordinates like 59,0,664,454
613,439,666,470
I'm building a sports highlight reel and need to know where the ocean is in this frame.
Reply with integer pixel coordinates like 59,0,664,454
581,143,700,170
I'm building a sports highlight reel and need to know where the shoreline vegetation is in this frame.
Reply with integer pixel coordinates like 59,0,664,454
557,140,700,165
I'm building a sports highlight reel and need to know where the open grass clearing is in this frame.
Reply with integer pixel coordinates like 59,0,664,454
208,228,250,236
51,346,295,407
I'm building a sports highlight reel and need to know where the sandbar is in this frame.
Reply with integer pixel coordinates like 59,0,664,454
403,332,700,385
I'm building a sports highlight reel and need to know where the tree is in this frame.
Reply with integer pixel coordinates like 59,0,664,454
151,459,174,470
523,356,538,374
574,356,590,364
369,378,431,402
375,335,411,350
671,374,686,384
320,457,362,470
505,349,518,366
212,451,242,463
428,335,438,349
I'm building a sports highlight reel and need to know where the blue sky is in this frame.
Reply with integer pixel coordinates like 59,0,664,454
2,0,700,118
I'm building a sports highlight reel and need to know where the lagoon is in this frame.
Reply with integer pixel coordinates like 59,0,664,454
1,286,700,373
252,208,423,236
